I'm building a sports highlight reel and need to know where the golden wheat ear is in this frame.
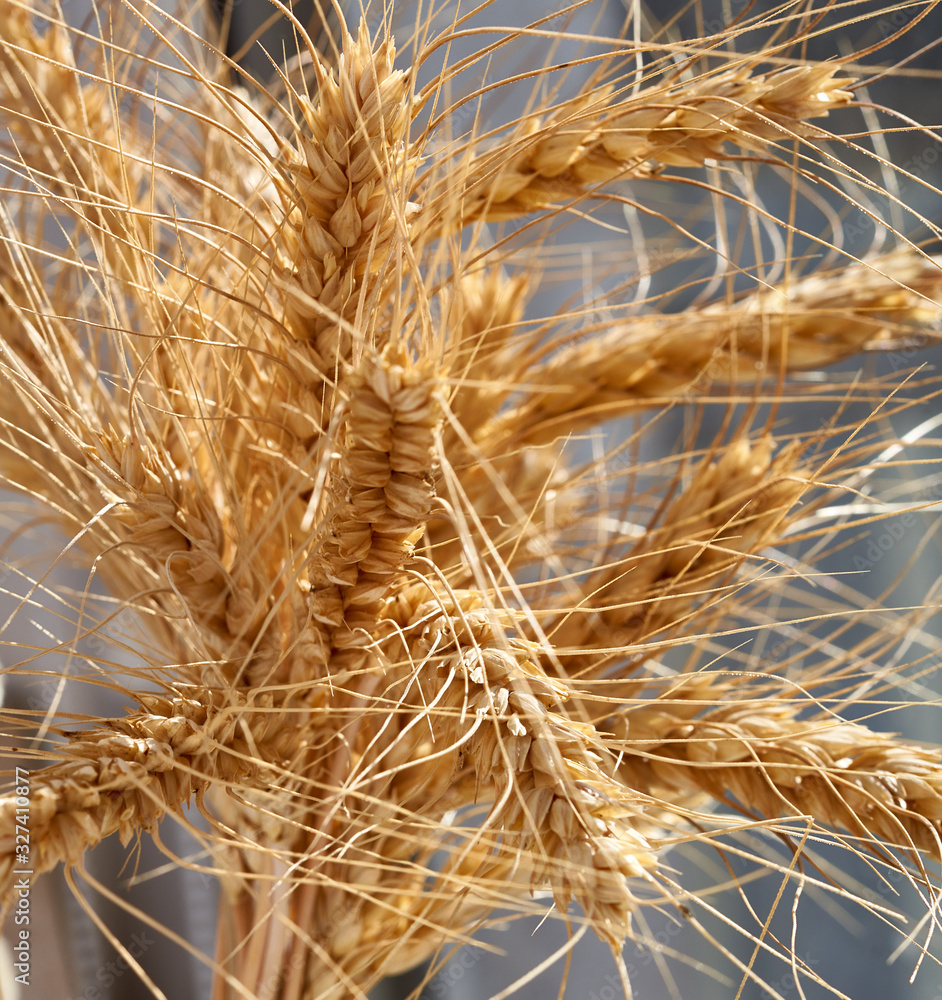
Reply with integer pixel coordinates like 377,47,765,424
4,2,942,999
417,61,854,227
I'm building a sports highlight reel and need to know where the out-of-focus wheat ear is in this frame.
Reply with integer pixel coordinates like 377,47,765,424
1,275,265,689
0,235,100,497
488,252,942,447
0,5,153,284
423,264,552,570
92,430,238,641
443,266,531,438
258,798,515,998
189,81,284,266
616,678,942,870
418,62,852,228
272,20,419,372
551,436,808,678
0,196,252,683
323,888,499,992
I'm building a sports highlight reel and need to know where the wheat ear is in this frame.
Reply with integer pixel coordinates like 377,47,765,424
488,252,942,446
274,22,417,368
552,435,809,674
617,676,942,865
421,63,852,226
3,5,942,999
406,594,660,938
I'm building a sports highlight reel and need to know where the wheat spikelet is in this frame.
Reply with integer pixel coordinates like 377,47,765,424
2,2,942,999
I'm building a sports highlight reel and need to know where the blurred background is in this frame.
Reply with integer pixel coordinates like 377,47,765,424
3,1,942,998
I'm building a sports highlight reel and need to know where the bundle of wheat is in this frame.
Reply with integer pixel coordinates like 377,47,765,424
1,2,942,998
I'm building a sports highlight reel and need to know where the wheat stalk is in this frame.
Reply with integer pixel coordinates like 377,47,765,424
2,2,942,999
